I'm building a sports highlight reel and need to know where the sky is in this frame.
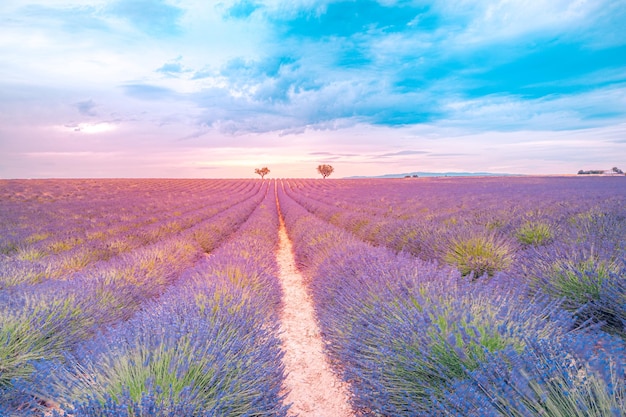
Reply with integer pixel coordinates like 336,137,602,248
1,0,625,178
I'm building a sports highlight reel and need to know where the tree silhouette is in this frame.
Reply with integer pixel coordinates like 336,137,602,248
255,167,270,179
317,164,334,179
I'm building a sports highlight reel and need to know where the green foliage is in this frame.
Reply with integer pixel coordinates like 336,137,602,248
516,222,553,246
15,247,46,261
114,240,199,287
48,238,82,254
485,219,505,231
214,265,263,294
106,238,132,256
389,228,420,252
444,234,514,277
549,257,616,307
0,264,50,288
421,303,523,388
0,241,17,255
0,295,89,388
456,343,626,417
24,232,50,244
106,336,218,404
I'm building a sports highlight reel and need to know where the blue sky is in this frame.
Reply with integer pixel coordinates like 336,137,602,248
1,0,625,178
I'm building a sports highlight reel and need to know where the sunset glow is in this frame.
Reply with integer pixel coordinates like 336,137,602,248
1,1,625,178
59,122,118,134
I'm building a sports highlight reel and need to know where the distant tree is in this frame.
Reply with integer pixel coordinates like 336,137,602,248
578,169,606,175
255,167,270,179
317,164,334,179
612,167,624,174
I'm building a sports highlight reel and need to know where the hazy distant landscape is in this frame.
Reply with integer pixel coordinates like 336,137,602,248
347,171,518,178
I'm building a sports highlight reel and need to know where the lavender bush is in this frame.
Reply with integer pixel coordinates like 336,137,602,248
2,177,624,416
31,281,286,416
0,182,268,405
277,178,626,416
10,181,287,416
432,332,626,416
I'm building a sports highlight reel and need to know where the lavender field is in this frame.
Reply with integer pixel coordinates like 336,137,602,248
1,177,625,416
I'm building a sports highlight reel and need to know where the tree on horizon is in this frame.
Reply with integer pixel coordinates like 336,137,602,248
317,164,334,179
255,167,270,179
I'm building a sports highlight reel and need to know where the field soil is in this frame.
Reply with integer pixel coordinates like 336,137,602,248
276,217,354,417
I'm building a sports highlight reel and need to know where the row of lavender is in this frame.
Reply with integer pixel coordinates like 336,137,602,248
4,181,288,416
0,179,239,252
277,178,626,416
285,176,624,225
0,179,253,258
285,177,626,338
1,180,280,414
0,180,260,288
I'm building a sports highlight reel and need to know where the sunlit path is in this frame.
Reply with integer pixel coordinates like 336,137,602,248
276,213,354,417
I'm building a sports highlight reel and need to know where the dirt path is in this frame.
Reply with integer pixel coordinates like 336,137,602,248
276,215,354,417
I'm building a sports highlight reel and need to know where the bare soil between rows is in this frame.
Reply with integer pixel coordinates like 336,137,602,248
276,217,354,417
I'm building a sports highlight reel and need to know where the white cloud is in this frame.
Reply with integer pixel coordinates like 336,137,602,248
442,84,626,131
430,0,619,47
1,0,625,178
58,122,118,134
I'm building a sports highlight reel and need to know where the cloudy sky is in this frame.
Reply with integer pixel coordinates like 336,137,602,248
1,0,625,178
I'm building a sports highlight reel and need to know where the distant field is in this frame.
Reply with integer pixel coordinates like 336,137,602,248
1,177,625,416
